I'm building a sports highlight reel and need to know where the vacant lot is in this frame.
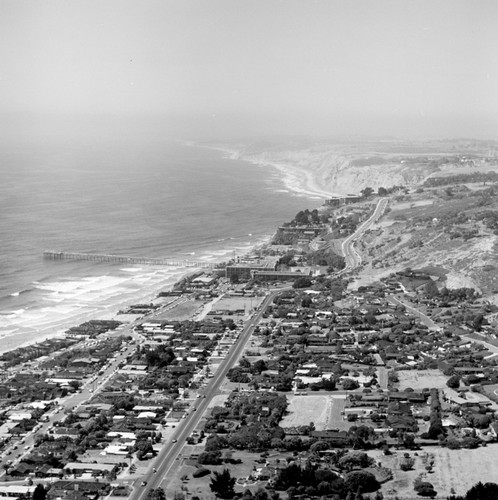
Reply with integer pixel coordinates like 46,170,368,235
481,383,498,403
212,295,263,313
370,445,498,498
397,369,448,391
387,197,478,223
390,199,435,211
155,298,206,321
281,394,349,431
281,394,330,429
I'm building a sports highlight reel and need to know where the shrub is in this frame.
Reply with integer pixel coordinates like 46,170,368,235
400,456,415,471
192,468,210,478
414,480,437,497
198,451,223,465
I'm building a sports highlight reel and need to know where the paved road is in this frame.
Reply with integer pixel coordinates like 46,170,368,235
386,295,440,331
340,197,388,271
130,289,285,500
0,297,188,474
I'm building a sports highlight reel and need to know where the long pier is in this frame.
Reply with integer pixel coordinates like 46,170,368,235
43,250,214,269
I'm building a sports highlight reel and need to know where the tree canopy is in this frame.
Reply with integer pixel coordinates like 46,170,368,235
210,469,236,499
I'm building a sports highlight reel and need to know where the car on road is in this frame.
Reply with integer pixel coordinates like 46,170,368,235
141,481,147,487
172,439,177,443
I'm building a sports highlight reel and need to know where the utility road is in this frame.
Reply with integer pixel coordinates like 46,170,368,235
341,197,388,270
130,289,284,500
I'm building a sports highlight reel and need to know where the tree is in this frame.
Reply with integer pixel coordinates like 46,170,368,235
253,489,269,500
293,277,312,289
33,485,47,500
464,481,498,500
342,378,360,391
424,280,439,298
198,451,222,465
210,469,236,499
68,380,81,391
344,471,380,493
447,375,461,389
145,489,166,500
361,187,374,198
414,480,437,498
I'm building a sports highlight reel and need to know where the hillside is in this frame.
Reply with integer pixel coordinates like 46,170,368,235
213,137,498,195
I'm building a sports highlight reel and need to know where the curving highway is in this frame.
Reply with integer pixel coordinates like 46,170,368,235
341,197,388,271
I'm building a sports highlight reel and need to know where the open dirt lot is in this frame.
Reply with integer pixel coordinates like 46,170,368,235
281,394,349,430
396,369,448,391
370,445,498,498
154,299,206,321
390,199,435,211
212,295,263,313
281,394,331,428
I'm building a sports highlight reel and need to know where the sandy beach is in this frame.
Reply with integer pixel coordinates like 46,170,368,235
200,144,342,200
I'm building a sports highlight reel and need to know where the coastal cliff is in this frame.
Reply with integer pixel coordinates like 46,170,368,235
239,148,437,194
214,138,488,196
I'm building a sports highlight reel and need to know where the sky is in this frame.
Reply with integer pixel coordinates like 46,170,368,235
1,0,498,139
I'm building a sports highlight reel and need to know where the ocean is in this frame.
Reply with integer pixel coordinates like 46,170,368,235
0,139,322,353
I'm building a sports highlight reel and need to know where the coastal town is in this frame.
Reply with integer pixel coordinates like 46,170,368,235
3,158,498,500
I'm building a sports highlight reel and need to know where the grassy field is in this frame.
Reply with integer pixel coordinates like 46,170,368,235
369,445,498,498
396,369,448,391
165,449,274,500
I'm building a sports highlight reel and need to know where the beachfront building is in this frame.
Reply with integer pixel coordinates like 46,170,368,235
325,194,362,206
252,267,312,282
225,257,278,281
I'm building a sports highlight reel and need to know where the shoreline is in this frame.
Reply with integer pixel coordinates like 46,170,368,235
0,235,277,358
0,228,276,357
0,145,321,358
189,142,343,200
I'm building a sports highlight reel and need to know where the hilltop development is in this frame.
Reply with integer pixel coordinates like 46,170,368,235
2,138,498,500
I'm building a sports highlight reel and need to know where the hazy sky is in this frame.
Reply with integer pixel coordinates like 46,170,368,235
2,0,498,139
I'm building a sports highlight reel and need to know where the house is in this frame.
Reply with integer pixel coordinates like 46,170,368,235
310,430,350,447
9,463,35,477
64,463,115,476
0,485,34,497
52,427,80,440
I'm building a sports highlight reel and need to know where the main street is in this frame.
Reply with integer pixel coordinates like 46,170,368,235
341,197,388,270
130,289,285,500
